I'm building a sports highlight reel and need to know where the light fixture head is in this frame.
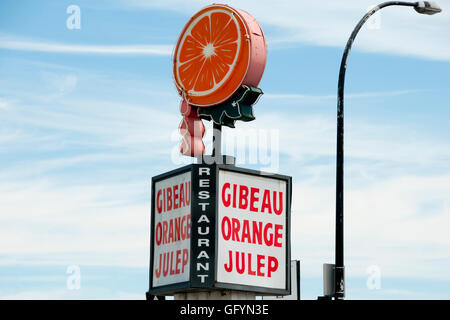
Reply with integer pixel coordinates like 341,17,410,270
414,1,442,15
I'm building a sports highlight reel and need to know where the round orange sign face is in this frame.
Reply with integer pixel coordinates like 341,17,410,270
173,4,266,107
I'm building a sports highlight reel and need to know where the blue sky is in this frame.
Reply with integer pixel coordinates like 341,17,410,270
1,0,450,299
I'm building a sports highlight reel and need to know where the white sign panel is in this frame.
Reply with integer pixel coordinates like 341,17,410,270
217,170,287,290
152,172,191,287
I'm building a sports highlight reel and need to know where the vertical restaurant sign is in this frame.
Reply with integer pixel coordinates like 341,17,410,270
190,164,216,287
152,171,191,287
217,170,288,289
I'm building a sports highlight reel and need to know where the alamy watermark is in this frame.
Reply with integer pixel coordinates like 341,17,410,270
366,265,381,290
171,127,280,174
66,265,81,290
66,5,81,30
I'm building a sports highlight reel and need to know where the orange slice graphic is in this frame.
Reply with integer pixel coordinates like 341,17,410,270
173,5,251,107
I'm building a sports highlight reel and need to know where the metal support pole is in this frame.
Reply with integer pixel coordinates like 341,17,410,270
334,1,416,300
212,122,222,158
197,122,235,165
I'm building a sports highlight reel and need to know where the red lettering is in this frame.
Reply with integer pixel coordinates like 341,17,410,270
169,251,175,275
175,249,181,274
222,251,280,278
166,187,172,211
155,222,162,246
261,190,272,213
182,249,188,273
173,185,179,209
222,182,231,207
268,256,278,277
162,252,169,277
179,183,185,207
264,223,273,246
220,218,283,248
156,190,162,213
257,254,265,277
209,183,284,214
155,183,191,213
168,219,174,243
163,188,166,212
224,250,233,272
273,192,283,215
274,224,283,247
162,221,168,244
186,214,191,239
249,187,259,212
155,215,193,245
155,253,162,278
221,216,231,240
232,184,237,208
239,185,249,210
252,221,262,245
241,220,251,243
174,217,180,242
236,251,245,274
248,253,256,275
231,218,240,241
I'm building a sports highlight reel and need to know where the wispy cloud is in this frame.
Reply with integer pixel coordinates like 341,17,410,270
0,97,12,109
264,89,423,101
124,0,450,61
0,35,172,56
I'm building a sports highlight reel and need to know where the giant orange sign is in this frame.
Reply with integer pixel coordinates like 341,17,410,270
173,4,267,156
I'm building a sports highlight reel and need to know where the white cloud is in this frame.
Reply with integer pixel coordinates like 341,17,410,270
0,179,151,267
0,98,10,109
41,72,78,94
0,290,69,300
291,174,450,280
0,95,179,153
264,89,425,101
0,288,145,300
124,0,450,61
0,35,172,55
347,287,450,300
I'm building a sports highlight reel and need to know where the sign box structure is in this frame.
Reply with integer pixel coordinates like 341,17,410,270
149,163,292,296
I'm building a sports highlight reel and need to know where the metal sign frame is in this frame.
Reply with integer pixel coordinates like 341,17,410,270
148,163,292,296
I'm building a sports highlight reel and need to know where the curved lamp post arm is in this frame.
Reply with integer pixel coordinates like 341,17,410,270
334,1,441,300
337,1,416,112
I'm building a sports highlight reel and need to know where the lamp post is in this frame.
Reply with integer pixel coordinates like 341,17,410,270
332,1,441,300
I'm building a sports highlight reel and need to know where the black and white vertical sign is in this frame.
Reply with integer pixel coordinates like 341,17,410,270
190,164,216,287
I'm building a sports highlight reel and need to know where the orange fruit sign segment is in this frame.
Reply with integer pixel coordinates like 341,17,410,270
173,4,267,107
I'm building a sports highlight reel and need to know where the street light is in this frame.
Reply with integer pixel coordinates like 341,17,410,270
415,1,442,14
330,1,442,300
